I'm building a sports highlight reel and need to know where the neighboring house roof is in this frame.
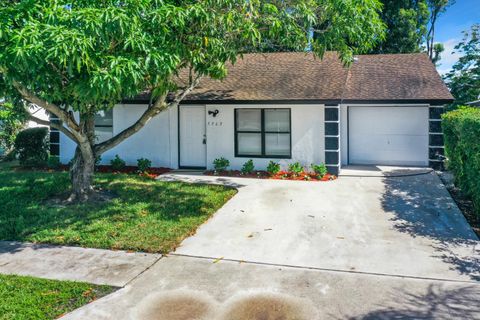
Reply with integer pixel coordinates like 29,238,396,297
127,52,453,105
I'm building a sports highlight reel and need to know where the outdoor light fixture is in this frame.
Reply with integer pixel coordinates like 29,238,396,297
208,109,219,117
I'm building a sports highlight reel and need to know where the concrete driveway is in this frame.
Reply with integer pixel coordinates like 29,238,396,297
174,169,479,282
64,168,480,319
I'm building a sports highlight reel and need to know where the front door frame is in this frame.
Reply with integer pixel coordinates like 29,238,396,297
178,105,207,169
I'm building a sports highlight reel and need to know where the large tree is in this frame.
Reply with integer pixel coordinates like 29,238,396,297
0,0,384,201
444,24,480,108
425,0,455,62
370,0,429,54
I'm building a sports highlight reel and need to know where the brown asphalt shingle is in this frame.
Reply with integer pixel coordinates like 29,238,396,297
130,52,453,103
343,53,453,101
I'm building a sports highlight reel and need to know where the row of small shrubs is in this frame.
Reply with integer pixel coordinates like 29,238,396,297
442,107,480,217
212,157,328,178
110,155,152,172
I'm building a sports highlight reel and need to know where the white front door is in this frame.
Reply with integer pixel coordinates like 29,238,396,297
349,106,429,166
179,106,206,168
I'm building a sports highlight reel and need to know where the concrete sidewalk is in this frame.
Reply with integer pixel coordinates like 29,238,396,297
62,254,480,320
0,241,160,286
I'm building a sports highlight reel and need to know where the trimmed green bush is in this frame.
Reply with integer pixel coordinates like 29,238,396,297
241,159,255,174
137,158,152,172
213,157,229,171
47,155,61,169
266,161,280,175
288,162,303,176
442,107,480,217
311,163,328,178
14,127,49,167
110,155,126,171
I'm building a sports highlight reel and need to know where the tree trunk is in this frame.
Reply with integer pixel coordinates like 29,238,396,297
69,143,95,202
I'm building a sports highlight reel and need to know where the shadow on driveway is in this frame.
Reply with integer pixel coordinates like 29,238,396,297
345,284,480,319
381,171,480,281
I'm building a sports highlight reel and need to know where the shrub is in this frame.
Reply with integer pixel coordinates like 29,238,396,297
443,107,480,217
311,163,328,178
137,158,152,172
14,127,49,167
288,162,303,176
110,155,126,171
241,159,255,174
267,161,281,175
47,155,61,169
213,157,230,171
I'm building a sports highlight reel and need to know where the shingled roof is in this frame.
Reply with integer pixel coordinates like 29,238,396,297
128,52,453,104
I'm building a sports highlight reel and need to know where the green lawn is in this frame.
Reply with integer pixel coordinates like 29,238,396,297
0,274,114,320
0,163,236,253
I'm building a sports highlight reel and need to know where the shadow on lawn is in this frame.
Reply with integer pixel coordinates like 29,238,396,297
343,284,480,319
381,171,480,281
0,171,237,252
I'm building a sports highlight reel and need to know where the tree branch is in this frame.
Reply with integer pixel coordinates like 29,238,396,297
28,114,78,143
94,75,202,155
12,81,81,135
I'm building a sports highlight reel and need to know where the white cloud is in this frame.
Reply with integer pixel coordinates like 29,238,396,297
436,38,463,75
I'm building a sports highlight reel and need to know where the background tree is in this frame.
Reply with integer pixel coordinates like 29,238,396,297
426,0,455,61
0,0,384,201
444,24,480,108
370,0,429,54
0,100,27,157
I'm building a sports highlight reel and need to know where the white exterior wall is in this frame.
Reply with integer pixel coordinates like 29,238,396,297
204,104,325,170
60,104,179,168
60,103,325,170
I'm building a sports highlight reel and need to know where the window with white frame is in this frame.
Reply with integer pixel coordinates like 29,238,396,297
95,109,113,143
235,108,291,158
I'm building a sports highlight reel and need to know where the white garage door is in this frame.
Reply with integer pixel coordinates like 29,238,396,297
349,107,429,166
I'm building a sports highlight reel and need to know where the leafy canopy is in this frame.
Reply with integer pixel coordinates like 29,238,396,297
444,24,480,108
0,0,385,114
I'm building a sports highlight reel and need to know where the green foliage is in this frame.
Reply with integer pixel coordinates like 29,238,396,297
442,107,480,217
137,157,152,172
288,162,304,176
241,159,255,174
14,127,49,167
0,101,26,154
0,0,385,111
213,157,230,171
0,169,236,253
0,274,114,320
370,0,429,54
110,155,126,171
266,161,281,175
311,163,328,178
47,155,61,169
444,24,480,108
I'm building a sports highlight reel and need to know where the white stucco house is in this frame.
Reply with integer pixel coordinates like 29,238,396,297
56,52,453,175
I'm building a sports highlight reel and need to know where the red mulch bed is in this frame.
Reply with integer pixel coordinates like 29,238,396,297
49,165,171,179
205,170,336,181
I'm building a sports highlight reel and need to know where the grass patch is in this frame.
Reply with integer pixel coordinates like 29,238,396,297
0,274,114,320
0,164,236,253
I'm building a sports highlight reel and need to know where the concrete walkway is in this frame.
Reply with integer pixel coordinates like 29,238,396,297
0,241,160,286
166,171,479,282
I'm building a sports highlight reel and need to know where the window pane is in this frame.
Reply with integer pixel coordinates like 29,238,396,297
95,126,113,143
95,109,113,127
265,109,289,132
236,109,261,131
265,133,290,156
238,133,262,155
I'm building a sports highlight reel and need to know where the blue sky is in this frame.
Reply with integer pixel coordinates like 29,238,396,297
435,0,480,74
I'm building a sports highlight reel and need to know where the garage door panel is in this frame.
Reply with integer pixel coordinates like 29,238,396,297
349,107,428,166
